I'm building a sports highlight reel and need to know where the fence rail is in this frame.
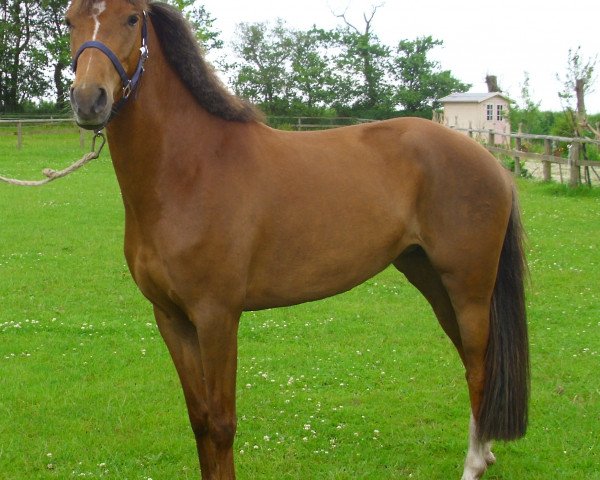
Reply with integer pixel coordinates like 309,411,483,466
452,126,600,186
267,116,376,130
0,118,83,150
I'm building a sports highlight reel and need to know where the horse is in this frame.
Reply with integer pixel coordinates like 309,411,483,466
66,1,529,479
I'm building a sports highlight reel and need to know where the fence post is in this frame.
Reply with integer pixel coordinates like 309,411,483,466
543,138,552,182
514,135,522,177
568,141,581,187
468,121,473,138
17,121,23,150
488,129,495,147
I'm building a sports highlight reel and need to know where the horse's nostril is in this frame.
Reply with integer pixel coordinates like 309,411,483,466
93,88,108,114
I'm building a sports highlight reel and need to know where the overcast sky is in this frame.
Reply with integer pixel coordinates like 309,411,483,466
197,0,600,113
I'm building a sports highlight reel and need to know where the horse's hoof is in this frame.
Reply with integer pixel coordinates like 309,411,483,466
485,450,497,465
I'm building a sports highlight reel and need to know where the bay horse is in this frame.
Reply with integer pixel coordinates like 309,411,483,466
66,1,529,479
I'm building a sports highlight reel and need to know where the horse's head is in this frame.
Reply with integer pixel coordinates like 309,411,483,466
67,0,148,130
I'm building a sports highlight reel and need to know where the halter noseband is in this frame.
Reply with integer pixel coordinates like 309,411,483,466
71,12,149,122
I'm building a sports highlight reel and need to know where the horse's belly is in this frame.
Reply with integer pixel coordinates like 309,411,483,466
243,225,409,310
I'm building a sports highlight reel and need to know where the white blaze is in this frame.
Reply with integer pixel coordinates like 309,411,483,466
91,1,106,40
83,1,107,81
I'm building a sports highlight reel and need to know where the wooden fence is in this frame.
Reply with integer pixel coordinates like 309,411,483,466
267,116,376,130
0,118,85,150
452,127,600,187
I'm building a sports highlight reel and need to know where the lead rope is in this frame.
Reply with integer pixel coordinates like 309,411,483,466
0,130,106,187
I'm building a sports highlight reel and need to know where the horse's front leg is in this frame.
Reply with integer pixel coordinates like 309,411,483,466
153,304,240,480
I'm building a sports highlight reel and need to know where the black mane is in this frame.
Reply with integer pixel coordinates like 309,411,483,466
148,2,263,123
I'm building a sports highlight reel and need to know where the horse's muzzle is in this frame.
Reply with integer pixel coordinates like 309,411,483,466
70,84,112,130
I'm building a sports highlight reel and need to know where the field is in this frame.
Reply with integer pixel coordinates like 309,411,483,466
0,129,599,479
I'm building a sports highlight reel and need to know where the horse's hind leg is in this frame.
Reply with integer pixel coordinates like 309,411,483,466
394,248,495,480
440,253,508,480
450,299,496,480
394,247,464,361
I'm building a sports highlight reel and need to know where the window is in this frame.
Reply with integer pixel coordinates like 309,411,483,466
496,104,504,120
486,104,494,121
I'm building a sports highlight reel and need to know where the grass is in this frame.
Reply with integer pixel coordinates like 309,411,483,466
0,129,599,479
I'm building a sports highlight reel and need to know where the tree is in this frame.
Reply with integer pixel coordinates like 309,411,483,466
333,4,392,112
557,47,598,185
557,46,597,136
391,36,470,113
165,0,223,51
289,27,337,111
510,72,543,133
557,47,596,113
39,0,71,111
0,0,71,112
0,1,48,112
232,21,341,115
232,20,295,112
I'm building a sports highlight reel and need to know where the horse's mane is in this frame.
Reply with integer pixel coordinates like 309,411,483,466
148,2,263,123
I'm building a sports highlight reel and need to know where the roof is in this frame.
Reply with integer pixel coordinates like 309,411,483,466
439,92,511,104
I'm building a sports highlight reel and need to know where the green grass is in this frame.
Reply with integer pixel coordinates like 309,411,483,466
1,131,599,479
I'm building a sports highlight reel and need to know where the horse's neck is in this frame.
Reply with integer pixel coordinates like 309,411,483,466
105,39,218,212
107,51,213,161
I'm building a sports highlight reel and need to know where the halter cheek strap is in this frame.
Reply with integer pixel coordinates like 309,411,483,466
71,12,149,119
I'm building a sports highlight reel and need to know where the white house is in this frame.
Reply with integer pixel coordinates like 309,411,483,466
439,92,511,144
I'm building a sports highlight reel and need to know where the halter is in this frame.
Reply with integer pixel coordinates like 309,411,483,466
71,12,149,123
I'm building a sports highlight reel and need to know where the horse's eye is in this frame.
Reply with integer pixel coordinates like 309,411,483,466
65,17,73,30
127,15,139,27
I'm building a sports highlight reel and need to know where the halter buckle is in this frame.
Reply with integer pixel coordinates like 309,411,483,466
123,81,133,99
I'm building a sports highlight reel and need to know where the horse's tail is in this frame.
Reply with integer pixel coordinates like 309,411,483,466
478,186,530,442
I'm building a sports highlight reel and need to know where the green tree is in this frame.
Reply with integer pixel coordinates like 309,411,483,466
0,0,71,112
509,72,544,133
392,36,470,113
557,46,596,112
229,4,471,119
0,0,48,112
232,20,295,113
557,46,597,137
39,0,71,111
557,47,598,185
333,5,392,112
165,0,223,51
289,26,337,111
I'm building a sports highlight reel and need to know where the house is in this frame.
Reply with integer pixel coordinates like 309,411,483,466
439,92,511,144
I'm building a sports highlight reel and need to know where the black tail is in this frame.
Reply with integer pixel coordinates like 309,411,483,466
478,187,530,441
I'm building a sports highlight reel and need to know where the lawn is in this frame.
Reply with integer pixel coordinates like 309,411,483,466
0,128,598,479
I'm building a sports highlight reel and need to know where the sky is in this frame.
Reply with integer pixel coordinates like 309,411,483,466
197,0,600,113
